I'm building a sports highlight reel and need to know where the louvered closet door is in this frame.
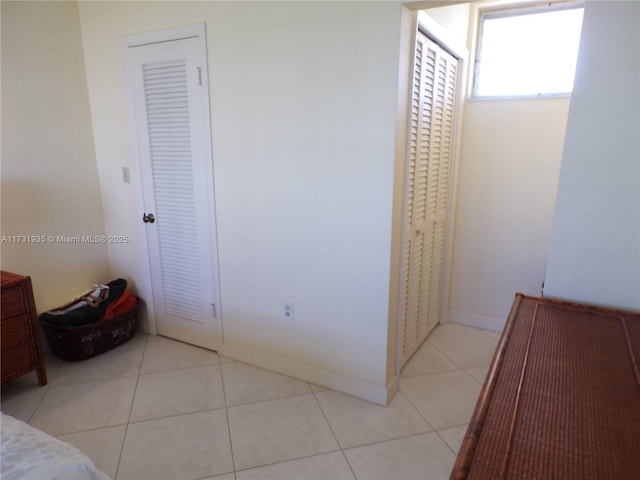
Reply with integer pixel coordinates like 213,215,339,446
125,31,220,350
399,32,458,368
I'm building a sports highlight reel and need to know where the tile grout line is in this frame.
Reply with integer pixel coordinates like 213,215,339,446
434,428,462,456
460,366,488,386
232,448,345,477
26,379,51,425
427,330,499,368
341,430,451,455
395,382,437,437
400,330,494,458
434,419,475,456
25,353,64,425
425,330,496,385
310,386,358,480
123,405,228,426
425,337,470,372
224,389,316,409
218,358,238,478
114,333,149,480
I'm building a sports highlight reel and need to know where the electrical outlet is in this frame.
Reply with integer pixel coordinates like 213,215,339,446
122,166,131,184
282,303,294,321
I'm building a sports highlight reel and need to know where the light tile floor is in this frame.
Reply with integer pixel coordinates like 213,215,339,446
1,324,500,480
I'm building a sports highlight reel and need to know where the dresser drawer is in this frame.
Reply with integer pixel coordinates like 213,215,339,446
1,286,26,318
1,314,30,348
1,342,34,380
1,271,47,386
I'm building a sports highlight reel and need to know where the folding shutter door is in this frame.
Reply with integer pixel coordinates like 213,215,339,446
399,31,459,369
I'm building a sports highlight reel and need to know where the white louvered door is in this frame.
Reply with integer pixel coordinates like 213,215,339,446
398,31,459,368
124,26,220,350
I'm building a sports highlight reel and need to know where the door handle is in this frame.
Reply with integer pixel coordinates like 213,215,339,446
143,213,155,224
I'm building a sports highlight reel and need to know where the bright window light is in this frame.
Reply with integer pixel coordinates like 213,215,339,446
474,5,584,98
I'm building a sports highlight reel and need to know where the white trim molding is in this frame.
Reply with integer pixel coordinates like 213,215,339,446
221,341,399,406
447,310,505,332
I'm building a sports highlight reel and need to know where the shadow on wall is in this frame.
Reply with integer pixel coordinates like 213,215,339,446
1,181,111,312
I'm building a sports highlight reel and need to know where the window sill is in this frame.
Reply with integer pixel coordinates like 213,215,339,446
467,92,573,102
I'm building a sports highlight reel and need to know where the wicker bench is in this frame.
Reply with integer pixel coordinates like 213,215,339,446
451,294,640,480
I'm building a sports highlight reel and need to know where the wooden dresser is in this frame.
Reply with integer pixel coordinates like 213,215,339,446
1,271,47,385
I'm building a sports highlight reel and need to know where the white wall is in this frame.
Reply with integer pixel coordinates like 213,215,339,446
1,1,110,311
435,1,572,330
77,1,404,402
449,99,570,329
545,1,640,311
425,2,470,49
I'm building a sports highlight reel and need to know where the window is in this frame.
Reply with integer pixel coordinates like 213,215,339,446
473,3,584,98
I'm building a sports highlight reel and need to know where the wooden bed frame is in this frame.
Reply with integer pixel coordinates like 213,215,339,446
451,294,640,480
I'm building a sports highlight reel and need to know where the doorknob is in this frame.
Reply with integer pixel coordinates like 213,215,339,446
143,213,155,224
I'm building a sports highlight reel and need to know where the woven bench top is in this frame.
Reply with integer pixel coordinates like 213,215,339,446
451,294,640,480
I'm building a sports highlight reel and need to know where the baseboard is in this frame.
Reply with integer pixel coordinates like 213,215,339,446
221,341,398,406
447,310,505,332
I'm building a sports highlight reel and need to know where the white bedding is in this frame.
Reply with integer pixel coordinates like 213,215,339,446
1,413,110,480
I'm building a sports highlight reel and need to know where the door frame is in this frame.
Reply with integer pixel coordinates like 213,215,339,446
121,23,222,348
394,11,468,374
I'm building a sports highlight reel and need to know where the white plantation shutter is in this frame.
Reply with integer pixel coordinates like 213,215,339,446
125,27,220,350
400,34,424,357
399,32,459,367
428,53,457,328
143,60,204,321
